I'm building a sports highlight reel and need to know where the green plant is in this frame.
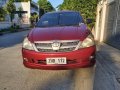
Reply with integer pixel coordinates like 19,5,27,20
38,0,55,12
5,0,16,22
30,13,38,21
0,7,6,21
14,0,31,2
0,25,21,34
30,12,39,27
18,7,23,19
57,0,98,28
16,25,20,29
0,29,7,33
9,26,15,32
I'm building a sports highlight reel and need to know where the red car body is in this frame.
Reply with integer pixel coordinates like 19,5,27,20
22,11,96,70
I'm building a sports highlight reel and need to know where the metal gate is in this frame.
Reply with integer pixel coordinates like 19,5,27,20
105,1,120,49
105,2,116,41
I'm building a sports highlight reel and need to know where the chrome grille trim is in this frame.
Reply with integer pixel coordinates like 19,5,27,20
35,40,79,43
36,45,76,49
34,40,80,52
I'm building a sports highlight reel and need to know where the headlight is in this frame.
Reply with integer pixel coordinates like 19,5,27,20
78,34,95,49
23,37,34,50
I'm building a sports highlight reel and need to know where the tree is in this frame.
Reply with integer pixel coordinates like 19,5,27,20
57,0,98,28
18,7,23,18
38,0,55,13
30,12,39,27
0,7,6,21
5,0,16,22
14,0,31,2
58,0,98,20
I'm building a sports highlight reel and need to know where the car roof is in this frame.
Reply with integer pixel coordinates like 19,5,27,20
46,10,79,14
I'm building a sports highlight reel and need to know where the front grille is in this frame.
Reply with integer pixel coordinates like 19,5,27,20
34,40,80,53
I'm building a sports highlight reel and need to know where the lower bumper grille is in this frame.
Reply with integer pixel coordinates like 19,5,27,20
37,47,75,52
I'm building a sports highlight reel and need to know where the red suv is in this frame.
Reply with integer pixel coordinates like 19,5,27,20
22,11,96,70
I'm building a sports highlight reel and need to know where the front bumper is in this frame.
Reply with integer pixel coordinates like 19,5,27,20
22,46,96,70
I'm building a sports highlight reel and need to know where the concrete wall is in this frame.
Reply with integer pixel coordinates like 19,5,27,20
14,1,39,27
95,0,117,42
0,22,11,30
95,0,108,42
14,1,31,27
114,0,120,34
15,1,31,20
104,1,117,41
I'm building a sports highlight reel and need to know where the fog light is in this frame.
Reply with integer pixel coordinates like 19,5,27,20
89,56,96,64
90,56,94,59
24,58,28,62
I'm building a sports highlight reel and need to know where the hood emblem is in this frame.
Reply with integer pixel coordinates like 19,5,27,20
52,41,61,50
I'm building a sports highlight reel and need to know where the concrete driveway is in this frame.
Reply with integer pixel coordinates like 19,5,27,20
0,31,95,90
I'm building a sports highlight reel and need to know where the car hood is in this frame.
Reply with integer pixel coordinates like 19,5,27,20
28,24,90,42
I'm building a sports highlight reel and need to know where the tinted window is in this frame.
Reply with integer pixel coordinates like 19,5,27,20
59,12,83,26
36,12,84,27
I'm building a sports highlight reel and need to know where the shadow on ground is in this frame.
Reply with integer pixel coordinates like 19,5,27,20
37,70,74,90
23,67,94,90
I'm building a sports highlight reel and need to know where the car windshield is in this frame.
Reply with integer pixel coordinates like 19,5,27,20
36,12,84,27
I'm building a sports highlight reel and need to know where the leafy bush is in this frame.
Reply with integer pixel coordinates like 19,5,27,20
5,0,16,22
14,0,31,2
0,25,21,34
16,25,20,29
0,7,6,21
58,0,98,28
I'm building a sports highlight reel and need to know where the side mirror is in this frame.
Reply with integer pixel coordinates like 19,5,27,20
86,19,93,24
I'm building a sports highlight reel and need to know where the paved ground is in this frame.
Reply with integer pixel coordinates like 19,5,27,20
106,33,120,50
0,31,94,90
1,31,120,90
94,44,120,90
0,31,28,49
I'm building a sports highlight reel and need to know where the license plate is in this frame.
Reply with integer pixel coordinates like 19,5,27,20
46,57,67,64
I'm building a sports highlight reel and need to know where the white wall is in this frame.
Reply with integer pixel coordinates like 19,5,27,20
0,22,11,30
95,0,105,42
95,0,110,42
14,1,31,25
